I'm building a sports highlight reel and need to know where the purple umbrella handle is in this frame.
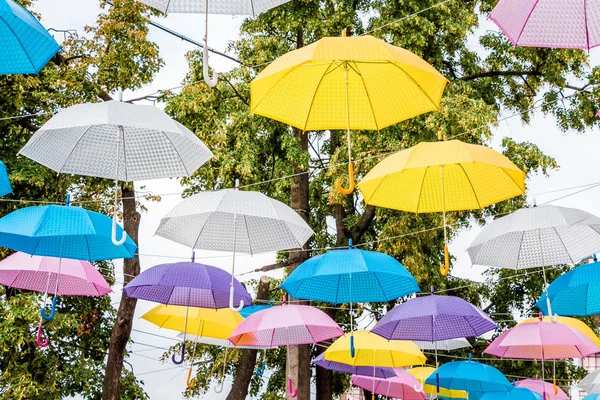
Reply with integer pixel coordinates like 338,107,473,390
229,286,244,312
288,378,298,398
36,324,49,347
172,343,186,365
40,295,57,321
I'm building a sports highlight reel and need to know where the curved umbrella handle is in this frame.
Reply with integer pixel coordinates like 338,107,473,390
350,334,355,358
186,367,196,388
413,382,424,392
545,297,559,323
40,295,57,321
214,382,224,393
288,378,298,398
229,286,244,312
36,324,49,347
335,163,355,195
553,378,558,395
255,361,265,377
440,246,450,276
112,210,127,246
203,39,218,87
172,343,186,365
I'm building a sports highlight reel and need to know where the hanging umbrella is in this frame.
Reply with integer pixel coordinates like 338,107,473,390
521,315,600,347
0,0,60,74
490,0,600,50
155,185,314,311
514,379,569,400
19,100,213,246
467,205,600,320
239,304,272,318
480,388,543,400
351,368,426,400
414,338,471,351
0,160,12,196
407,367,468,399
282,238,420,356
580,371,600,394
358,139,525,276
311,353,396,379
535,260,600,316
251,33,448,194
584,395,600,400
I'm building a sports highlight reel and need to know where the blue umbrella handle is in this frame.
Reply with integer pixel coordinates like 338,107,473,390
41,295,57,321
172,343,186,365
350,335,355,358
255,361,265,377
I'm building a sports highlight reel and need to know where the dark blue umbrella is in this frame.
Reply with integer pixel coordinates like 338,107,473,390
0,0,60,74
0,160,11,196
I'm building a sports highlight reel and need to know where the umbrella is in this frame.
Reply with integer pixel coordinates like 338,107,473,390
135,0,292,87
514,379,569,400
311,353,396,379
19,100,213,245
352,368,426,400
480,388,543,400
584,395,600,400
407,367,468,399
490,0,600,50
414,338,471,352
580,370,600,393
358,139,525,276
282,238,420,356
0,160,11,196
250,33,448,194
521,315,600,347
155,185,313,311
536,260,600,316
0,0,60,74
467,205,600,319
239,304,272,318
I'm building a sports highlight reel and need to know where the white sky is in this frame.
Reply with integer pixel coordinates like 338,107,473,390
29,1,600,399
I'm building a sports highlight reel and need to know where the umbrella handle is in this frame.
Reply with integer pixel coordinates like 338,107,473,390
335,163,355,195
288,378,298,398
112,210,127,246
172,343,186,365
545,296,559,323
229,286,244,312
255,361,265,377
350,334,355,358
214,381,224,393
36,324,49,347
186,367,196,388
203,38,218,87
553,378,557,395
40,295,57,321
440,246,450,276
436,368,440,393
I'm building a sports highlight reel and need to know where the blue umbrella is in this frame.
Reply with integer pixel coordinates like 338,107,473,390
583,394,600,400
0,161,11,196
481,388,543,400
536,260,600,316
239,304,272,318
0,0,60,74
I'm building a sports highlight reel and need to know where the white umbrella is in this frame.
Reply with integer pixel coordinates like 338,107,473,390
135,0,293,86
467,205,600,320
413,338,471,351
19,100,213,245
578,369,600,393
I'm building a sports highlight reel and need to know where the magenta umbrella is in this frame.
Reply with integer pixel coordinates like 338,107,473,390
515,379,569,400
352,369,426,400
228,297,343,397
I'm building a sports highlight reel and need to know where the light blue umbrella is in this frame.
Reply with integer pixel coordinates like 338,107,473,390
536,259,600,316
0,160,11,196
0,0,60,74
481,388,543,400
583,394,600,400
239,304,272,318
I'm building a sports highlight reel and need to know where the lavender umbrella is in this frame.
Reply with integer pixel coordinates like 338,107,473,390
312,354,396,379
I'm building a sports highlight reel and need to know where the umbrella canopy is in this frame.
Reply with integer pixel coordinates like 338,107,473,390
480,388,543,400
352,368,426,400
281,242,419,303
489,0,600,50
228,304,343,347
407,367,468,399
536,261,600,316
0,160,11,196
426,358,512,393
323,330,426,368
0,0,60,74
0,251,111,296
19,101,213,182
580,370,600,393
514,379,569,400
136,0,289,15
584,395,600,400
467,205,600,270
176,333,271,349
239,304,272,318
0,204,137,261
414,338,471,351
311,353,396,379
123,261,251,309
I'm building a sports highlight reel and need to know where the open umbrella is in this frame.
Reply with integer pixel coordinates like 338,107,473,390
521,315,600,347
0,0,60,74
480,388,543,400
414,338,471,352
579,371,600,394
467,205,600,320
584,395,600,400
155,184,313,311
514,379,569,400
251,33,448,194
352,368,426,400
0,160,11,196
282,238,419,356
19,100,213,246
311,353,396,379
358,139,525,276
407,367,468,399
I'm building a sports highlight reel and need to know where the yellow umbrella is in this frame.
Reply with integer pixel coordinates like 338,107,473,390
407,367,468,398
323,330,426,367
357,139,525,276
250,32,448,194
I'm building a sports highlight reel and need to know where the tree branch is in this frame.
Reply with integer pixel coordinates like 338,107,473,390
460,70,542,81
350,205,376,243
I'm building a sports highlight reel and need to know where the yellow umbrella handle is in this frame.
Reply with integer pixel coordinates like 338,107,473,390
440,245,450,276
336,163,355,195
186,367,196,388
372,394,375,400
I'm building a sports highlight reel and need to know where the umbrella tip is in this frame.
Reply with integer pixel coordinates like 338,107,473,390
191,251,195,263
430,286,435,295
539,312,543,321
65,194,70,206
348,238,353,249
594,254,598,262
468,353,472,361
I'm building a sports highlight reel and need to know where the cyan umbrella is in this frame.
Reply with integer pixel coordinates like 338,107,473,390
0,0,60,74
239,304,272,318
584,394,600,400
536,260,600,316
0,160,11,196
480,388,543,400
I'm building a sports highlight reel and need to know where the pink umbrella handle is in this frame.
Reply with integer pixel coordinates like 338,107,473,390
36,324,49,347
288,378,298,398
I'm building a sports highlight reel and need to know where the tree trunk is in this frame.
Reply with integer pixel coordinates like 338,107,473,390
316,307,337,400
102,185,140,400
226,276,271,400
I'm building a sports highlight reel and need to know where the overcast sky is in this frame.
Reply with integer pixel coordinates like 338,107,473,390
28,1,600,399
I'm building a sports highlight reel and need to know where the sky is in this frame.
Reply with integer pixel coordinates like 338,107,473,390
27,1,600,399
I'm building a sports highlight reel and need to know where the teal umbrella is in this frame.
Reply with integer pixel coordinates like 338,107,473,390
0,160,11,196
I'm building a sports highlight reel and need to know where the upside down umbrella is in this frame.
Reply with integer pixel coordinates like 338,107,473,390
282,238,420,356
0,160,11,196
311,353,396,379
514,379,569,400
407,367,468,399
352,368,426,400
19,100,213,246
251,33,448,194
358,140,526,276
0,0,60,74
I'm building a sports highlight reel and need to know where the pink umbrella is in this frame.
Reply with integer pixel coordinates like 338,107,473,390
228,298,343,397
0,252,111,347
352,369,426,400
515,379,569,400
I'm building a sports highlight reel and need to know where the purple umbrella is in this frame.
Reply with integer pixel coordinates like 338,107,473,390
312,354,396,379
124,259,251,364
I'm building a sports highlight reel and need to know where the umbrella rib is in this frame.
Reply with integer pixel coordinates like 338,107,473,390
84,235,92,262
458,163,482,210
515,0,541,45
302,62,336,132
0,16,36,72
351,61,379,131
242,214,253,256
514,230,526,270
388,62,441,111
415,166,429,214
57,124,95,175
552,226,576,265
161,129,191,177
